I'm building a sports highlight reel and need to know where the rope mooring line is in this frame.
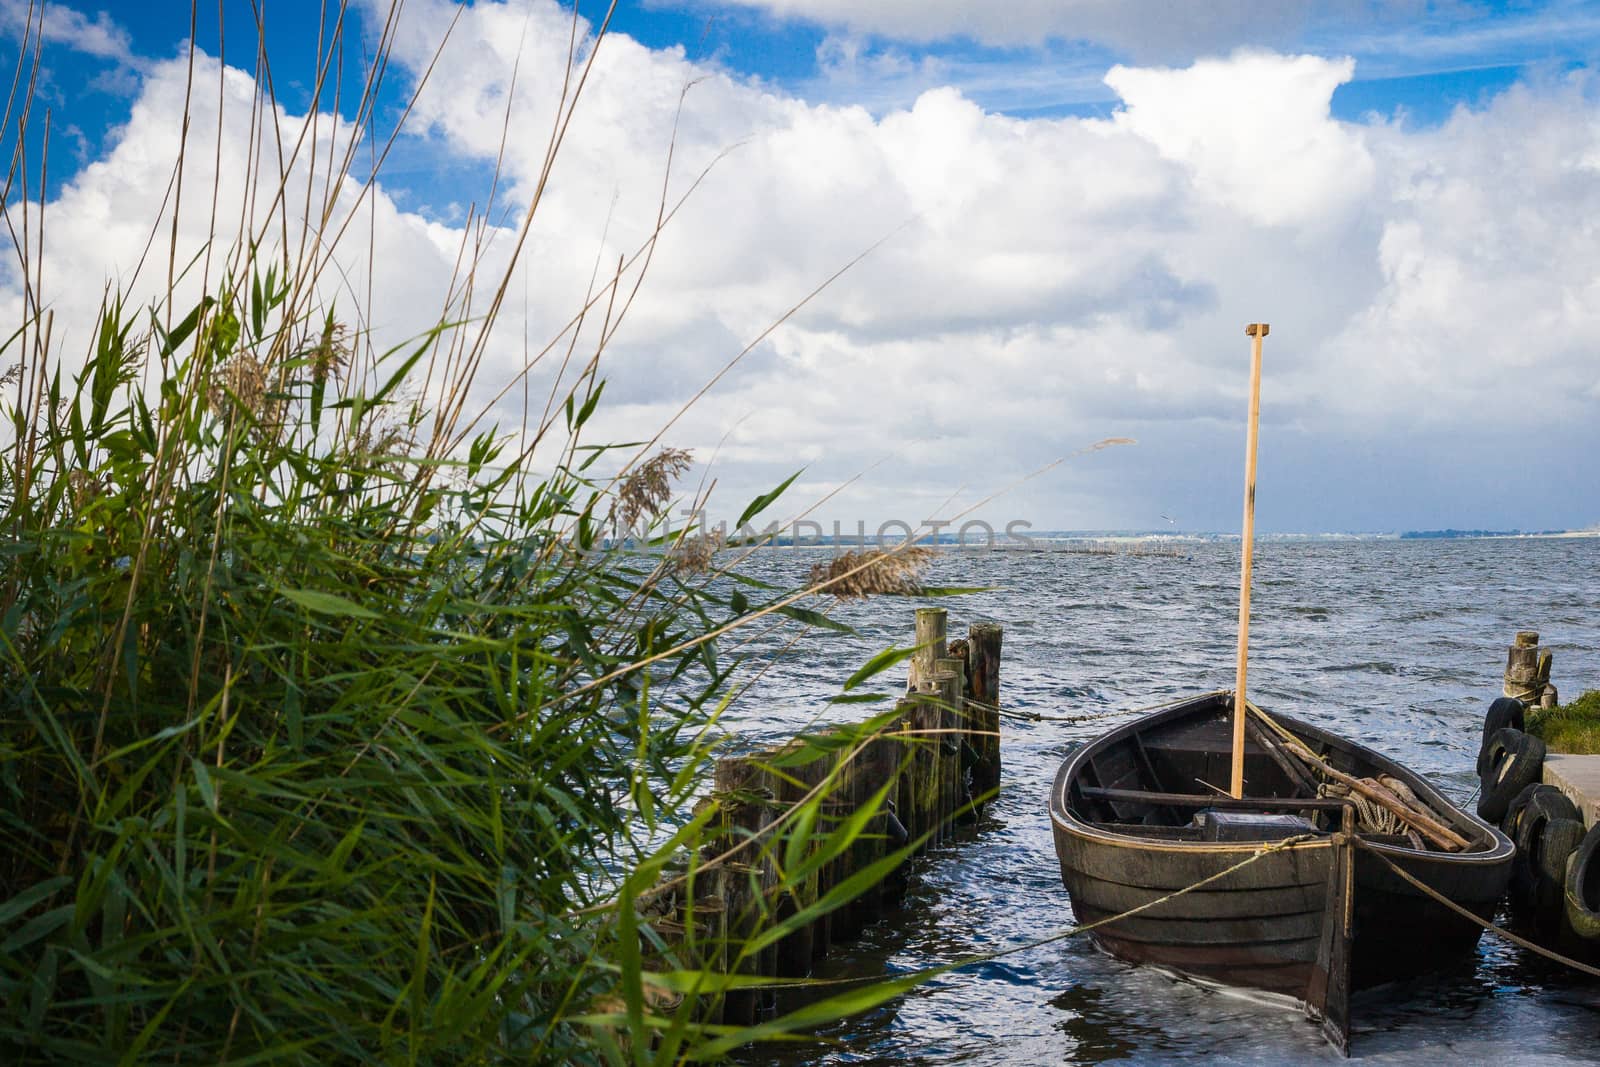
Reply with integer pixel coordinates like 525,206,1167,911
973,832,1318,958
1357,840,1600,981
997,707,1112,724
999,691,1231,727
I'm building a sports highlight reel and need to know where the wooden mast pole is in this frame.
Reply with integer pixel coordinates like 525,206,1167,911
1231,323,1269,799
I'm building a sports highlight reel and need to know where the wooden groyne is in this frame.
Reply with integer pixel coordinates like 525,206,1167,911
646,607,1003,1024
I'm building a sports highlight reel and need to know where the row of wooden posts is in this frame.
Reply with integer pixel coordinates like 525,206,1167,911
644,608,1003,1025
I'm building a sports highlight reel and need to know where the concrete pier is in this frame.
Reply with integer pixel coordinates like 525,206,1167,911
1542,754,1600,828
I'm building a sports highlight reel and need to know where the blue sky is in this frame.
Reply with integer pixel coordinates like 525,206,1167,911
2,1,1599,532
12,1,1599,210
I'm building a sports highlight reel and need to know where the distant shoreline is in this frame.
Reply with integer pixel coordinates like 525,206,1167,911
1397,528,1598,540
705,528,1600,551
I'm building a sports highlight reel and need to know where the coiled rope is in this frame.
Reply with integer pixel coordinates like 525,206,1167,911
1247,699,1470,851
1318,776,1425,846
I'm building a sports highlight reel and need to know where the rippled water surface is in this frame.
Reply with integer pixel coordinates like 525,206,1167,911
721,537,1600,1065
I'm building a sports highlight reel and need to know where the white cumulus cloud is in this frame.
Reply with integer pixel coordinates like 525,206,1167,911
0,0,135,63
1105,52,1374,228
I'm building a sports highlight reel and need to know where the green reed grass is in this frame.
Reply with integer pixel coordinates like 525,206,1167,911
0,2,945,1062
1528,690,1600,755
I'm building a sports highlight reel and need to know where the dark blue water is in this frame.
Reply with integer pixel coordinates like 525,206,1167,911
723,537,1600,1064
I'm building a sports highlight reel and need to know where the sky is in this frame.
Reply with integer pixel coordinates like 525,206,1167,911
1,0,1598,534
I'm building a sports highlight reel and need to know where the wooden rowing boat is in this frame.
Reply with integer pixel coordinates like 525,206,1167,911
1048,690,1514,1052
1046,324,1511,1051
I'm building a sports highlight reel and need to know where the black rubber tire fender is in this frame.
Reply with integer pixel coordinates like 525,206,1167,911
1477,728,1547,824
1563,822,1600,942
1534,817,1588,921
1513,785,1581,848
1504,780,1543,908
1477,696,1527,775
1509,785,1577,907
1526,786,1580,827
1501,781,1546,840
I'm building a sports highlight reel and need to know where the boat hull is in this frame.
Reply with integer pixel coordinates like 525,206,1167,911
1052,813,1331,995
1048,692,1513,1043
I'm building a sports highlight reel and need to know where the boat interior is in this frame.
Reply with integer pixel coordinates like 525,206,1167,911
1065,695,1461,850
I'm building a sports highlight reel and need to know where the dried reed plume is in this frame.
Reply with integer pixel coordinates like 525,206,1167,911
1071,436,1137,457
670,529,723,574
613,447,693,530
304,319,351,388
808,547,935,600
207,353,286,444
206,354,268,416
348,413,419,472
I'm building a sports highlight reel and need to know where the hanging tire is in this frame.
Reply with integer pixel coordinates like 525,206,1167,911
1512,786,1580,847
1563,823,1600,943
1477,728,1546,823
1477,696,1527,775
1509,785,1578,908
1534,818,1588,921
1501,781,1546,840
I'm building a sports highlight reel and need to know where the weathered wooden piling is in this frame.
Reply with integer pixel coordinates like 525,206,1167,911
1505,630,1557,708
946,638,977,826
967,622,1003,808
827,737,854,955
845,731,893,924
909,683,943,850
908,607,948,692
879,710,912,908
656,610,1004,1025
771,740,822,976
641,861,729,988
935,659,965,831
710,756,778,1025
888,697,919,899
